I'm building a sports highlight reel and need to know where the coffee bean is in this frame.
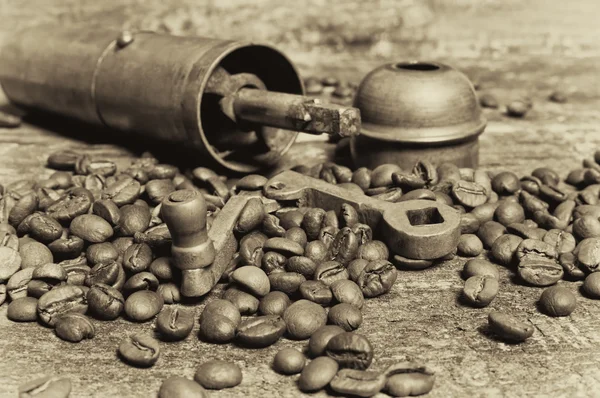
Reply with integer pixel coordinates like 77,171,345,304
236,315,287,347
495,201,525,226
299,280,333,306
452,180,488,208
304,240,328,264
0,246,21,282
460,213,481,234
268,272,306,295
298,356,339,392
314,261,349,286
539,184,568,205
491,172,521,195
19,241,53,269
222,287,259,315
351,168,372,191
539,285,576,317
471,202,498,224
506,100,530,117
118,333,160,367
283,299,327,340
370,164,401,188
356,240,388,262
37,285,88,326
318,225,338,248
54,313,95,343
283,227,308,248
543,229,576,255
85,243,118,266
258,291,291,316
156,307,194,341
18,375,72,398
490,234,523,266
231,266,270,297
7,296,38,322
478,221,507,249
123,272,159,295
92,199,122,226
583,272,600,298
145,179,176,205
0,230,18,251
261,214,286,237
301,208,326,241
124,290,164,322
488,311,534,342
8,193,38,228
47,235,84,260
87,283,124,320
573,215,600,240
46,187,94,224
32,262,67,285
118,204,151,236
325,332,373,369
239,231,267,267
156,283,180,304
558,252,585,280
6,267,32,300
463,275,498,307
194,360,242,390
278,210,305,230
462,259,499,280
457,234,484,257
273,347,305,375
85,261,121,287
384,362,435,397
516,239,563,286
260,251,286,275
70,214,113,243
235,198,265,234
392,254,434,270
328,303,362,331
149,257,174,281
199,314,237,343
576,238,600,273
532,167,560,187
158,376,208,398
330,279,364,309
286,256,316,278
122,243,153,273
330,368,386,397
263,237,304,257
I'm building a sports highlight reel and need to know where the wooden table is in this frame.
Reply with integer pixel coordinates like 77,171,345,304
1,33,600,398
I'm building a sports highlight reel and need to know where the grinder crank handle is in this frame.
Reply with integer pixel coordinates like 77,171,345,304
264,170,461,260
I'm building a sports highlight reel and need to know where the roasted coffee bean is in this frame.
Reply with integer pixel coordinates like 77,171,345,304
222,287,260,315
314,261,349,286
457,234,484,257
47,148,81,169
543,229,576,254
122,243,153,274
372,187,404,202
0,230,19,250
263,237,304,257
353,259,397,297
20,241,53,269
283,299,327,340
27,280,53,299
559,252,586,280
539,184,568,205
566,168,588,188
92,199,122,226
517,240,562,286
199,314,237,343
330,279,364,308
398,188,438,202
231,266,270,297
322,210,339,229
356,240,389,261
54,313,95,343
236,315,287,347
145,179,176,205
471,202,499,224
304,240,328,264
301,208,326,240
326,332,373,369
462,261,499,283
392,254,433,270
32,262,67,285
87,283,124,320
76,157,116,176
576,238,600,273
124,290,164,322
284,253,314,276
306,325,345,358
69,214,113,243
539,285,576,317
85,243,117,266
239,231,267,267
18,375,72,398
156,283,180,304
370,164,401,188
0,246,21,282
158,376,208,398
235,198,265,234
330,368,386,398
118,333,160,367
463,275,498,307
520,191,549,215
573,205,600,220
273,348,305,375
491,234,523,266
278,209,305,230
236,174,268,191
460,213,481,234
7,297,38,322
147,164,177,180
506,100,530,117
118,204,151,236
495,201,525,226
269,272,306,294
259,291,291,316
47,235,84,260
37,188,61,211
452,180,488,208
478,221,506,249
194,360,242,390
261,214,286,237
328,227,358,265
298,356,339,392
299,280,333,306
351,167,372,191
62,260,89,285
156,307,194,341
318,225,338,248
148,257,174,282
328,303,362,331
123,272,159,295
8,193,38,228
384,362,436,397
85,261,121,286
102,175,142,206
491,171,521,195
488,311,534,342
393,172,426,190
507,223,545,240
47,187,94,224
573,215,600,239
532,167,560,186
200,299,241,326
260,251,287,275
37,285,88,326
6,268,33,300
583,272,600,298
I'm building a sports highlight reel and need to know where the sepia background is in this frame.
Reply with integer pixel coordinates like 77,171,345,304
1,1,600,397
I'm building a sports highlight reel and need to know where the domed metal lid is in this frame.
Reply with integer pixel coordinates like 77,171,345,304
353,61,486,144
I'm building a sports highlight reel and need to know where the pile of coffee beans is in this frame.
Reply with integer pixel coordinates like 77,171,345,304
5,138,600,396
